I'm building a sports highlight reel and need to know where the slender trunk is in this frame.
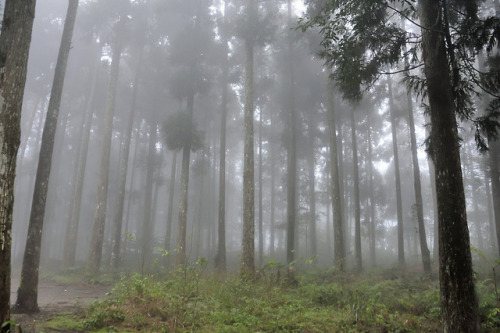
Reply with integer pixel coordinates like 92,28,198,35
175,93,194,267
140,125,158,272
489,139,500,257
483,158,498,252
110,52,142,270
17,0,78,311
286,0,297,275
387,76,405,270
0,0,37,325
241,5,255,277
215,14,229,271
258,108,264,267
367,113,376,267
418,1,480,330
86,38,123,277
326,78,344,271
165,152,177,256
307,111,317,257
350,105,362,272
269,111,276,257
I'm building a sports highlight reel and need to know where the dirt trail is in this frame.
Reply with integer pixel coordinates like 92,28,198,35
9,274,111,332
10,274,110,309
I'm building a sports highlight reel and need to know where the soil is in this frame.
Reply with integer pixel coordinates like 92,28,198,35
8,274,111,332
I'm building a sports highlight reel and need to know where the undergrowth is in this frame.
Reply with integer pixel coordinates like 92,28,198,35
79,263,499,332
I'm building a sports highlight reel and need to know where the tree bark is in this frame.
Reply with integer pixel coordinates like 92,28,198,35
387,76,405,270
418,1,480,330
350,105,362,272
489,139,500,257
326,78,345,271
16,0,78,312
165,151,177,258
367,112,376,267
286,0,297,275
215,10,229,271
241,2,255,278
86,37,123,277
258,108,264,267
307,110,317,257
0,0,36,326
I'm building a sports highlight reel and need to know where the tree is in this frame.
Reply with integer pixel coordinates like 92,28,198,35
16,0,79,312
301,0,500,329
326,78,345,271
387,75,405,270
0,0,37,326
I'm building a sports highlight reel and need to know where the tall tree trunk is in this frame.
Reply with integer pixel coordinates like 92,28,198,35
17,0,78,311
215,10,229,271
489,139,500,257
241,2,255,278
110,52,142,271
326,78,344,271
350,105,362,272
0,0,37,325
367,112,376,267
140,124,158,272
387,76,405,270
483,158,498,252
86,37,123,277
286,0,297,275
258,109,264,267
269,111,276,258
418,1,480,330
165,152,177,258
175,93,194,267
307,111,317,257
62,58,98,269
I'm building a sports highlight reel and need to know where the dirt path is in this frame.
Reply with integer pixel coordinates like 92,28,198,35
9,274,111,332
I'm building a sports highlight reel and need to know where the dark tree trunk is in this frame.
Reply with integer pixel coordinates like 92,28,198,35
175,93,194,267
0,0,36,325
307,110,317,257
326,78,345,271
418,1,480,330
165,152,177,258
258,108,264,267
286,0,297,275
17,0,78,312
367,112,376,267
489,139,500,257
241,25,255,278
215,12,229,271
86,38,123,277
387,76,405,270
269,111,276,258
350,105,362,272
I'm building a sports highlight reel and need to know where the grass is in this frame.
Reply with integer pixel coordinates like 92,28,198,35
10,263,500,332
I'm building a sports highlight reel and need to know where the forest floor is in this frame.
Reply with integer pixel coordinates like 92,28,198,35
5,263,500,332
9,273,111,332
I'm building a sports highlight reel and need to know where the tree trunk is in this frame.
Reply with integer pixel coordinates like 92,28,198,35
140,124,158,272
489,139,500,257
387,76,405,270
215,12,229,271
241,3,255,278
418,1,480,330
109,51,142,271
165,151,177,258
0,0,36,326
258,108,264,267
86,38,123,277
286,0,297,276
269,111,276,258
326,78,345,271
350,105,362,272
16,0,78,312
307,110,317,257
175,93,194,267
367,112,376,267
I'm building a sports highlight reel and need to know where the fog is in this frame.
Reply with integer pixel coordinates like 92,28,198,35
9,0,496,276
